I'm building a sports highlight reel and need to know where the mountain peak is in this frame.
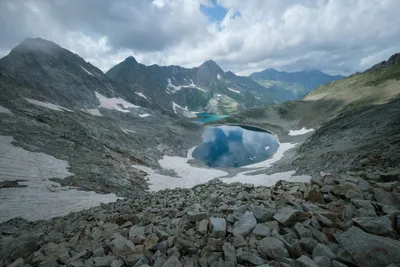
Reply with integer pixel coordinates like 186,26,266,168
199,59,224,75
123,56,138,64
12,38,63,54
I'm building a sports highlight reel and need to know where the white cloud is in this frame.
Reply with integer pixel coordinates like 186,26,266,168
0,0,399,75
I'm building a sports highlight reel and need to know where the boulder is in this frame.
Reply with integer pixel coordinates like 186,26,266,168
209,218,226,238
273,207,311,226
109,234,135,255
252,224,271,237
352,216,394,236
237,249,264,265
161,256,182,267
312,243,336,260
258,237,289,260
336,226,400,267
252,206,276,222
187,211,208,222
222,242,236,267
232,211,257,237
296,255,319,267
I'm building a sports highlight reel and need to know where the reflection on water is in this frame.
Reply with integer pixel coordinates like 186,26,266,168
192,125,279,168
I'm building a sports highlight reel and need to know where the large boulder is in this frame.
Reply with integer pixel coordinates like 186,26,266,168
352,216,394,236
336,227,400,267
258,237,289,260
232,211,257,237
209,217,226,238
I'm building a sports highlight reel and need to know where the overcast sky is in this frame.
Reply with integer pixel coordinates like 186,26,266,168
0,0,399,75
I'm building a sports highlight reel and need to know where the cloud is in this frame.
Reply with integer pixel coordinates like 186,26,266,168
0,0,399,75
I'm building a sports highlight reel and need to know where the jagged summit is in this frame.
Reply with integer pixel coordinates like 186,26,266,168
370,53,400,71
123,55,139,64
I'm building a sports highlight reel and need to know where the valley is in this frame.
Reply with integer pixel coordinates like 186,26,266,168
0,38,399,267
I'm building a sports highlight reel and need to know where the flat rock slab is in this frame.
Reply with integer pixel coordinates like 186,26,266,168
337,226,400,267
233,211,257,237
273,207,311,226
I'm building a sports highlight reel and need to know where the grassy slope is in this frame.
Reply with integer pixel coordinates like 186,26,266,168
304,64,400,111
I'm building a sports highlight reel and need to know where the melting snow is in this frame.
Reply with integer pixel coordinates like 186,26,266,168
133,140,310,192
83,108,102,116
228,88,240,94
288,127,315,136
26,98,73,112
0,136,119,222
81,66,94,76
172,102,196,118
135,92,148,100
167,78,207,93
139,113,151,118
0,105,12,114
95,92,140,113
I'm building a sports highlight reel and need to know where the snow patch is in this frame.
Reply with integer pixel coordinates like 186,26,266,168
83,108,102,116
217,73,222,80
167,78,207,93
0,136,119,222
0,105,12,114
172,102,196,118
289,127,315,136
81,66,94,76
26,98,73,112
95,92,140,113
220,170,310,187
228,88,240,94
133,140,308,192
139,113,151,118
135,92,148,100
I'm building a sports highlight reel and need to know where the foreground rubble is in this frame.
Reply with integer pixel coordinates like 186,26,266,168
1,169,400,267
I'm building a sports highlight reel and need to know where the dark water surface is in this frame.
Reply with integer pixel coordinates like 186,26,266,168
192,125,279,168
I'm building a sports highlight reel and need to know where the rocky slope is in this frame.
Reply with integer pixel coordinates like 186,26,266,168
1,169,400,267
106,58,271,114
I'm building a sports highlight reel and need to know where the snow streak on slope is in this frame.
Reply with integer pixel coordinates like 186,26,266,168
167,78,207,93
135,92,148,100
83,108,102,116
228,88,240,94
26,98,73,112
139,113,151,118
288,127,315,136
95,92,140,113
81,66,94,76
0,105,12,114
0,136,119,222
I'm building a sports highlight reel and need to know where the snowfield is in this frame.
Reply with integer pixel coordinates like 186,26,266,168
0,105,12,114
95,92,140,112
26,98,73,112
0,136,120,222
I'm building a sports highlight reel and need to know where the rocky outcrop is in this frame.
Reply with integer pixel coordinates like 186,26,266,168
1,169,400,267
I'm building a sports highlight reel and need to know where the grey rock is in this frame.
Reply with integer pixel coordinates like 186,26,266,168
222,242,237,267
8,258,25,267
39,260,59,267
331,182,361,197
252,224,271,237
110,260,124,267
273,207,311,226
252,206,276,222
258,237,289,260
237,249,264,265
155,228,169,240
132,256,149,267
129,225,145,239
198,219,208,234
233,211,257,237
309,227,329,244
352,216,394,236
161,256,182,267
294,222,313,238
299,238,318,254
337,226,400,267
312,243,336,260
296,255,319,267
93,256,115,267
210,217,226,238
314,256,331,267
92,247,105,258
109,234,135,255
374,188,395,205
232,234,247,248
382,205,400,214
187,211,208,222
265,221,280,231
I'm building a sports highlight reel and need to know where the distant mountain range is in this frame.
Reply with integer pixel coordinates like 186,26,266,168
0,37,346,116
249,68,344,102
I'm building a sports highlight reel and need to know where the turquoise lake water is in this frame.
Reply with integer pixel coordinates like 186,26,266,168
195,112,229,123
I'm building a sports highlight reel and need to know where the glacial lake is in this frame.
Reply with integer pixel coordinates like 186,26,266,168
195,112,229,123
192,125,279,168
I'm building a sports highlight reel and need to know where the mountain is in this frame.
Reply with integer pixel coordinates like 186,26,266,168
249,68,344,102
0,38,202,197
106,58,270,114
